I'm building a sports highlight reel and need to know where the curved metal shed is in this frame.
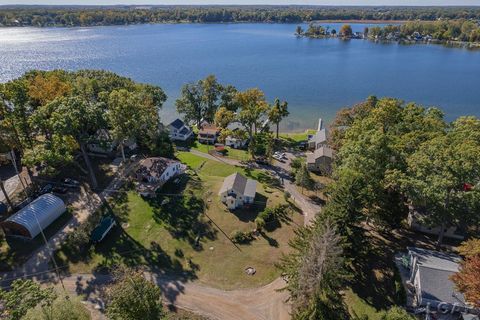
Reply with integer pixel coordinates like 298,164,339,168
1,194,66,239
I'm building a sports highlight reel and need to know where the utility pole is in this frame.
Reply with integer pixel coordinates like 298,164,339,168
0,179,13,208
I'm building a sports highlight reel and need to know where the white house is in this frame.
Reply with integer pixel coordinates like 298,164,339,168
306,146,334,174
218,172,257,210
308,118,328,150
407,247,469,312
135,157,185,197
225,136,248,149
168,119,193,142
407,206,465,240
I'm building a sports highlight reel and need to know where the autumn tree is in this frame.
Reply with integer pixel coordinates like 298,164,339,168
268,98,289,139
214,106,236,129
451,238,480,307
340,24,353,37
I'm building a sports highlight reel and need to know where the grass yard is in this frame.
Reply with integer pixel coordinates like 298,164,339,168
189,140,250,161
57,153,303,289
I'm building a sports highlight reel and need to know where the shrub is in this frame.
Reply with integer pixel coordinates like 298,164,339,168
231,230,253,244
255,217,266,231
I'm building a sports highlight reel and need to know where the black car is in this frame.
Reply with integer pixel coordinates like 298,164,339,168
63,178,81,189
53,186,69,194
40,184,53,194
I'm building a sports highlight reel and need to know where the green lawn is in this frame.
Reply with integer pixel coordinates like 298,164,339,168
189,141,250,161
57,153,303,289
344,289,384,320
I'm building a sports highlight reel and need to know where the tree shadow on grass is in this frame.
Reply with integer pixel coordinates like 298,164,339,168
230,193,268,223
145,176,217,251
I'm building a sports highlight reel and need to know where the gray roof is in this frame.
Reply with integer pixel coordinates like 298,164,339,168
169,118,185,130
418,265,465,305
219,172,257,198
308,128,328,145
3,194,66,239
409,247,466,306
409,247,462,272
306,146,334,163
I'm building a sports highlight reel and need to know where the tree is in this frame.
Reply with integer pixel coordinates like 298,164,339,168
268,98,289,139
340,24,353,37
235,88,269,139
278,219,347,319
451,238,480,308
47,96,106,188
0,279,56,320
214,106,236,129
295,164,314,194
295,25,304,35
105,268,164,320
175,75,222,128
108,88,162,161
24,294,91,320
388,117,480,246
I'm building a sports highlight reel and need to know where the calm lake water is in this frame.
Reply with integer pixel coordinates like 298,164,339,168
1,23,479,131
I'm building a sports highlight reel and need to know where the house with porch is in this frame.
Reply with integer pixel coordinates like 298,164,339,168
198,123,220,144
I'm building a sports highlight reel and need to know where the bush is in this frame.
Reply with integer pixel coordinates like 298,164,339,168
231,230,253,244
284,191,291,201
255,217,266,231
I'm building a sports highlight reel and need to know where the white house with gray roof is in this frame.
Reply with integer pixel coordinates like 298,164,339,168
307,118,329,150
407,247,468,311
168,119,193,141
219,172,257,210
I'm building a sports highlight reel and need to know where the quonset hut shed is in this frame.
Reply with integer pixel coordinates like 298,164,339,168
1,194,66,239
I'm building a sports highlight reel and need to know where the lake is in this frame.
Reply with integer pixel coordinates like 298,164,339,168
1,23,479,131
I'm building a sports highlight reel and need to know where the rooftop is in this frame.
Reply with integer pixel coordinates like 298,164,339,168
136,157,179,180
169,118,186,130
219,172,257,198
306,146,335,163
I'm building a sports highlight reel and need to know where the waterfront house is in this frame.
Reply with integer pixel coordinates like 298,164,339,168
135,157,185,197
306,146,334,174
307,118,328,150
225,136,248,149
198,123,220,144
219,172,257,210
168,119,193,142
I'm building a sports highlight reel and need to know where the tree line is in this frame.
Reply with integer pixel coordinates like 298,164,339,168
298,19,480,44
2,6,480,27
366,19,480,43
279,96,480,319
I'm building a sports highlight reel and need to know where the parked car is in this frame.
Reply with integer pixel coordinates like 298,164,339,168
63,178,80,188
255,157,269,165
52,186,69,194
40,184,53,194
